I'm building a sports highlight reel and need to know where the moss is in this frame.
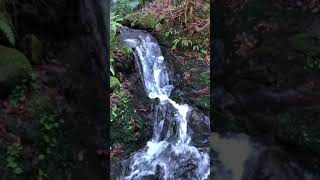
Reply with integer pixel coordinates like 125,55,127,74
110,76,120,89
110,87,150,158
123,12,158,31
0,45,32,97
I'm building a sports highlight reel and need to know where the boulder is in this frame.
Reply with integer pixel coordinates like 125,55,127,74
0,45,32,97
123,12,158,31
188,109,210,147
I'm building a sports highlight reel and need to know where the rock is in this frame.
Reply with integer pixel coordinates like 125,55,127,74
123,12,158,31
150,100,178,142
188,109,210,147
0,45,32,97
19,34,43,64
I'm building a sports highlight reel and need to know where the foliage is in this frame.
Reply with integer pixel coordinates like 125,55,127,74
110,14,123,85
149,0,209,35
110,15,123,37
1,80,70,179
110,87,148,156
121,45,133,55
0,0,16,46
9,73,39,107
5,143,23,175
9,83,27,107
169,36,208,55
112,0,135,18
0,12,15,46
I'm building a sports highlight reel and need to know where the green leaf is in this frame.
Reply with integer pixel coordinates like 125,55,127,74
0,13,15,46
13,167,23,174
201,49,207,55
110,76,120,89
7,160,17,168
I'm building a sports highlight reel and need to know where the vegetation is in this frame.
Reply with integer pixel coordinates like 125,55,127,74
0,69,71,179
110,87,149,157
0,2,73,179
0,0,15,46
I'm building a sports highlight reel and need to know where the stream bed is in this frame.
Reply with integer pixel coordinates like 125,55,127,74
111,28,210,179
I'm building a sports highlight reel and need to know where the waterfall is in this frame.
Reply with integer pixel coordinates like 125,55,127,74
118,29,210,179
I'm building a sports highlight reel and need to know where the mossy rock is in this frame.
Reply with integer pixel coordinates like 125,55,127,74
123,12,158,31
0,45,32,97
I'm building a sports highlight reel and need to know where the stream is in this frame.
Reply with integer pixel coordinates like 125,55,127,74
115,29,210,179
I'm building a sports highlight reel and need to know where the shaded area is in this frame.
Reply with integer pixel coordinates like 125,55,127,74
213,0,320,179
0,0,108,179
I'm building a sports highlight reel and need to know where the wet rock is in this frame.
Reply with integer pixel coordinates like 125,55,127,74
0,45,32,97
151,101,178,142
188,109,210,147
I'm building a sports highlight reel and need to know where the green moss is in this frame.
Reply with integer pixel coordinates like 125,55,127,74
110,87,149,157
123,12,158,30
0,45,32,96
110,76,120,89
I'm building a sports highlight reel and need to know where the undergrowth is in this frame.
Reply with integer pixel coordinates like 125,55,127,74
110,86,148,158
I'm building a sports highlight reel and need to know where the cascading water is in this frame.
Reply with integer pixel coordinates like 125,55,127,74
118,29,210,179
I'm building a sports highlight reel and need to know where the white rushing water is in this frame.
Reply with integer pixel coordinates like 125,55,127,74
120,30,210,180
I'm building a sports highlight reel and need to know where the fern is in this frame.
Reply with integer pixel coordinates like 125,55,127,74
0,13,15,46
